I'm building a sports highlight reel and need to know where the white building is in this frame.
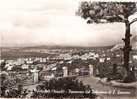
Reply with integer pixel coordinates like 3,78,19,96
89,65,93,76
31,69,39,83
75,68,80,74
63,67,68,77
133,55,137,60
99,58,105,63
21,64,29,69
44,73,55,81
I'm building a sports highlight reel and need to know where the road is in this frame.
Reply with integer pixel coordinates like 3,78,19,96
78,76,137,99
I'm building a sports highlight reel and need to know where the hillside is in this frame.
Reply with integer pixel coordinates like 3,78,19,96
111,35,137,51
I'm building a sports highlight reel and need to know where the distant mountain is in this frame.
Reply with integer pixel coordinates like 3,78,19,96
111,35,137,51
111,43,124,51
11,45,113,50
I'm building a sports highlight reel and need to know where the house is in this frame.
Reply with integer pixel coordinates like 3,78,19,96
133,55,137,60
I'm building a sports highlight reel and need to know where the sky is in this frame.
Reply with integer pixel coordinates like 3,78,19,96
0,0,137,47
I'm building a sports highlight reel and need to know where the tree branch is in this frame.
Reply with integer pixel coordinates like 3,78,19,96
129,18,137,25
116,15,127,22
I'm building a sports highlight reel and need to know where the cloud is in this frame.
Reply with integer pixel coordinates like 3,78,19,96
0,0,137,47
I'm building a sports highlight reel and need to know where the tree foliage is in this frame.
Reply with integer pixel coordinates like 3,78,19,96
77,2,137,23
36,77,92,92
77,2,137,82
32,77,95,98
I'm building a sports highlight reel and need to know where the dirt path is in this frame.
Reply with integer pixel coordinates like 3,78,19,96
78,76,137,99
78,76,112,91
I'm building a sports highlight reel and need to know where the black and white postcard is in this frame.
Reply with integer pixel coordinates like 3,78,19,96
0,0,137,98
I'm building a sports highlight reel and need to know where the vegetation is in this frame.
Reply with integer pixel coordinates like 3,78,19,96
36,77,91,91
77,2,137,82
0,73,24,98
31,77,96,98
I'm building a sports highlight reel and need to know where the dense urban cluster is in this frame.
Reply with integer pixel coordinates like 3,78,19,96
0,47,137,97
0,46,137,97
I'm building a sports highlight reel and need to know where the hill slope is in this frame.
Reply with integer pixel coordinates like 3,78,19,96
111,35,137,51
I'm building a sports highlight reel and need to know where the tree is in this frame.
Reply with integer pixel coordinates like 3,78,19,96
112,63,118,74
77,2,137,82
0,72,8,97
0,61,6,71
